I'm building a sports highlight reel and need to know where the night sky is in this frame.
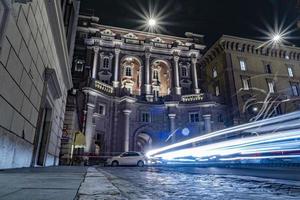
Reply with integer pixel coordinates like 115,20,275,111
80,0,300,46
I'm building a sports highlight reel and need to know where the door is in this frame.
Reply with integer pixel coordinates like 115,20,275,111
36,107,52,166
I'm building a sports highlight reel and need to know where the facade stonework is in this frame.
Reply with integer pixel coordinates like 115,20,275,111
0,0,79,169
201,35,300,125
65,15,226,159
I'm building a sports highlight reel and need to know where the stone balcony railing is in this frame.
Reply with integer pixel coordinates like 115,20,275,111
181,93,204,102
91,80,114,94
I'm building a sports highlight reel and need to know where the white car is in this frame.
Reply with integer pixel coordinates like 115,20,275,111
106,151,146,167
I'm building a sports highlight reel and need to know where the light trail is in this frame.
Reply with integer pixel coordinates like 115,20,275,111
146,111,300,157
153,129,300,160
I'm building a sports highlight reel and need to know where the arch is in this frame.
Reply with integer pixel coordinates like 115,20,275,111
120,56,142,95
151,59,172,97
135,133,153,152
132,125,156,152
120,55,143,66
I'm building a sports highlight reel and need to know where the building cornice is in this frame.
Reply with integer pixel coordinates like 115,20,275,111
200,35,300,67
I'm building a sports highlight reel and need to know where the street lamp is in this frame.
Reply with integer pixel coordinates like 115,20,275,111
148,18,156,27
272,33,282,44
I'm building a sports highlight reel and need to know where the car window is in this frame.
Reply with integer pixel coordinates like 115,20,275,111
121,152,130,157
129,152,140,156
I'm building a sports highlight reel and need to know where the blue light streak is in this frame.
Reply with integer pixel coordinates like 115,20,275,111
146,111,300,164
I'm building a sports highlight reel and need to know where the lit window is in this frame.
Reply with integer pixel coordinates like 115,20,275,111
240,60,246,71
288,67,294,77
74,60,84,72
215,85,220,96
181,67,187,77
213,68,217,78
265,64,272,74
141,112,151,123
242,77,251,90
267,81,275,93
291,84,299,96
189,113,200,123
125,66,132,77
153,70,159,80
97,104,105,115
103,57,109,68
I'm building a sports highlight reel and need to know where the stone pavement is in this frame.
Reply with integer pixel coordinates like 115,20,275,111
0,166,87,200
1,166,300,200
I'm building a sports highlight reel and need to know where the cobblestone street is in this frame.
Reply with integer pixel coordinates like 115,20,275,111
95,167,300,200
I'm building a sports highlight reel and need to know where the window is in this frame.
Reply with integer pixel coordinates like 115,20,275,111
103,57,109,68
267,81,275,93
74,60,84,72
181,67,187,77
213,67,217,78
215,85,220,96
242,77,251,90
288,67,294,77
97,104,105,115
239,60,246,71
291,84,299,96
189,113,200,123
265,64,272,74
125,66,132,77
141,112,151,123
153,70,159,80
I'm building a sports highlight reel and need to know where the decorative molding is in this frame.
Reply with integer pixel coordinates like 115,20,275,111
101,29,116,36
45,68,62,99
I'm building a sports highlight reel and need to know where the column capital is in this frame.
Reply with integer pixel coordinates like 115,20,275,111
145,52,151,59
191,56,198,64
173,55,180,62
203,114,211,119
123,109,132,115
168,113,176,119
93,46,100,53
115,48,121,55
87,103,95,108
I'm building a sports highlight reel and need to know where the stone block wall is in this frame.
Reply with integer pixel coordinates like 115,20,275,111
0,0,71,169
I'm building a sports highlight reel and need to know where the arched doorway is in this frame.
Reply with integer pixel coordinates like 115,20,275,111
135,133,152,153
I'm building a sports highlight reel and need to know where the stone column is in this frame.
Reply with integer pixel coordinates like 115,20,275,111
92,47,99,79
203,114,212,133
123,109,132,152
173,55,181,95
84,103,95,153
113,48,121,88
191,56,200,94
144,52,151,95
168,113,176,143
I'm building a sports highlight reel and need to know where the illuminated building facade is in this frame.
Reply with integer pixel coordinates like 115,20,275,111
202,35,300,125
67,14,227,157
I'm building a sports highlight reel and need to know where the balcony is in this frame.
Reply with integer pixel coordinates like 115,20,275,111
181,93,204,102
89,79,114,95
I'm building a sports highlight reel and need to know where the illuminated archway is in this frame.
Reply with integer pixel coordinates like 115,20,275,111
135,132,152,152
120,56,142,95
151,60,171,97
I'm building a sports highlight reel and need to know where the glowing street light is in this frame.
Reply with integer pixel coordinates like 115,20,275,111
272,33,282,44
148,18,157,27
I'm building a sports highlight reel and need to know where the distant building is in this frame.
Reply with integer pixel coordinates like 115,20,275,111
0,0,79,169
61,14,227,161
201,35,300,125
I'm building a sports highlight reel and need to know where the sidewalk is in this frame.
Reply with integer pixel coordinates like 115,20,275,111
0,166,87,200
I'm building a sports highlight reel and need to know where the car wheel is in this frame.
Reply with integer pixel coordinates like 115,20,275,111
137,160,144,167
112,161,119,167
